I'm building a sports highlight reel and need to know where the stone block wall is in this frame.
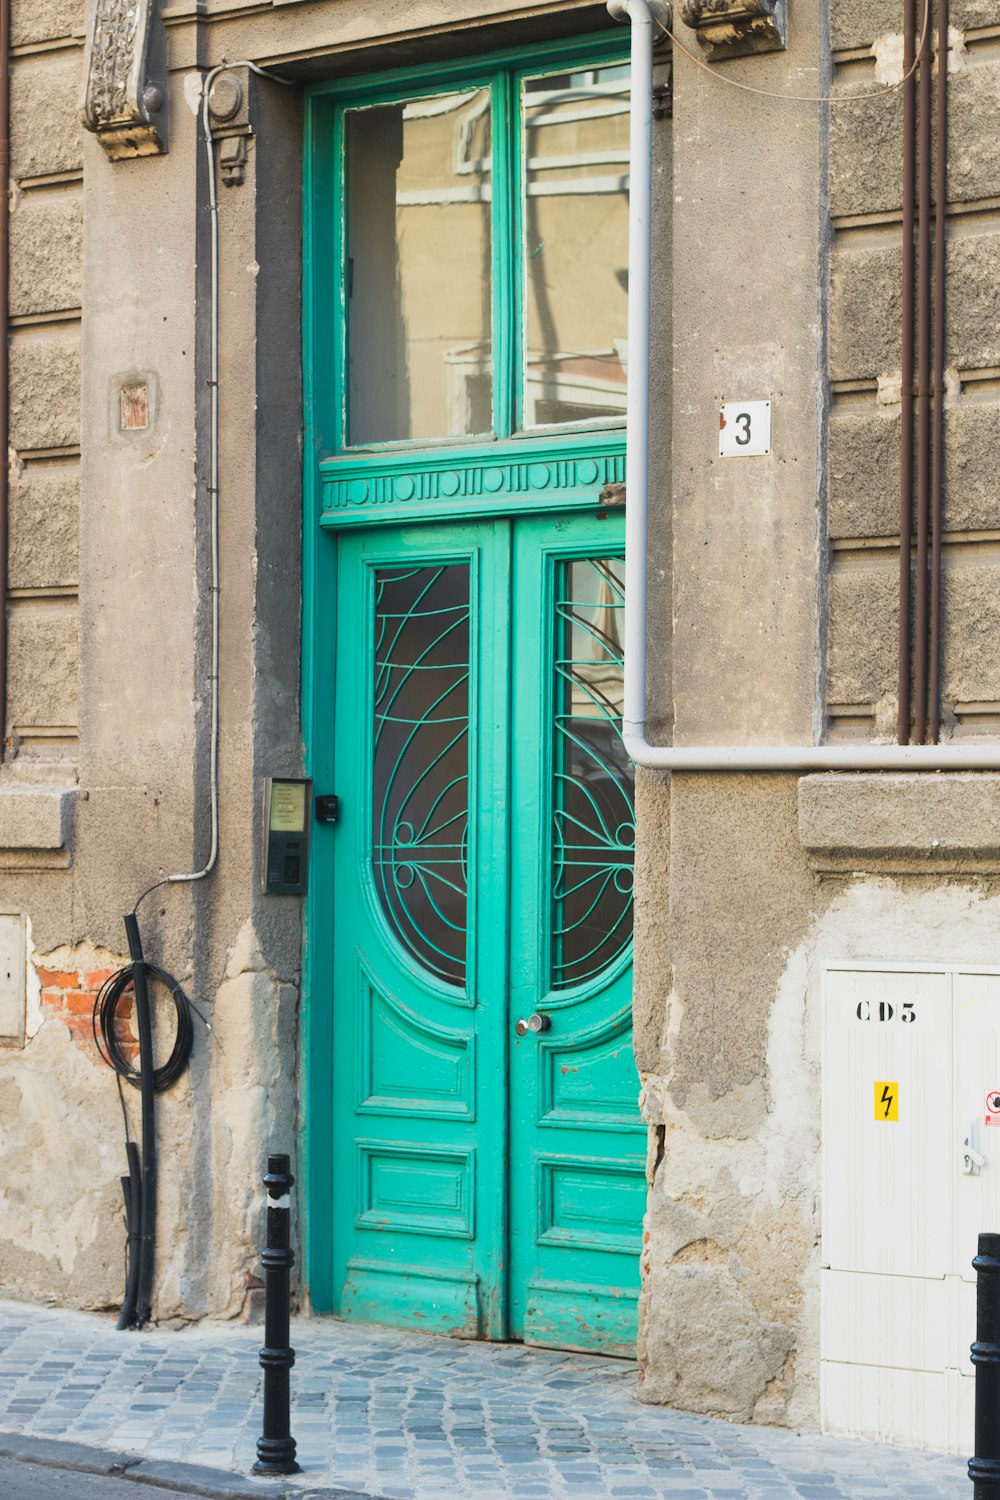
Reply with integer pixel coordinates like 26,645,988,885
827,4,1000,741
0,1,139,1315
7,0,84,770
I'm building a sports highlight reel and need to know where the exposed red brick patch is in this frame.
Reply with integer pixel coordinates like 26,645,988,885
87,969,120,988
36,968,81,990
35,950,132,1058
64,990,98,1014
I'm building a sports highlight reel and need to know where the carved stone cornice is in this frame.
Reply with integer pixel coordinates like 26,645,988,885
681,0,787,60
81,0,167,160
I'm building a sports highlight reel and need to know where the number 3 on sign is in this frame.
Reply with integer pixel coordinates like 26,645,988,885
719,400,771,458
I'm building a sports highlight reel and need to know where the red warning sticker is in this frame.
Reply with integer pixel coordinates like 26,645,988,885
985,1090,1000,1126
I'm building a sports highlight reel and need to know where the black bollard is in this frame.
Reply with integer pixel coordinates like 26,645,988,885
970,1232,1000,1496
252,1154,300,1476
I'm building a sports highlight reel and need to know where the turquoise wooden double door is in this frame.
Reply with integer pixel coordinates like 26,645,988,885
322,506,643,1352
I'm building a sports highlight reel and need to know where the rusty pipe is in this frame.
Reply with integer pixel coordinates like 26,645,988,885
928,0,948,743
897,0,916,745
0,0,9,762
913,3,933,743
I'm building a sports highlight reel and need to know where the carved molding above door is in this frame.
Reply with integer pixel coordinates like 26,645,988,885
81,0,167,160
681,0,787,60
319,439,626,530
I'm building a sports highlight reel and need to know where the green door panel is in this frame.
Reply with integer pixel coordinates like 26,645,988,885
508,513,643,1356
314,507,642,1353
329,521,511,1339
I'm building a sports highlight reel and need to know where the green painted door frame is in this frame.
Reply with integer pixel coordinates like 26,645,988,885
299,35,643,1349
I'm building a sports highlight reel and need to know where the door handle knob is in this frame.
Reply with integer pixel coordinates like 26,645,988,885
515,1012,552,1037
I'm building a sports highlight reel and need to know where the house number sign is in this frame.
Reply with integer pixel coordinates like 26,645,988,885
719,400,771,458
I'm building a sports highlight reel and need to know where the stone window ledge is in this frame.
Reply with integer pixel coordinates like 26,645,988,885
798,773,1000,873
0,785,74,871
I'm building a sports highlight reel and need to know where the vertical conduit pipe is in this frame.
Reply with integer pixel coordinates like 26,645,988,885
123,913,156,1328
897,0,916,745
608,0,655,750
913,7,933,743
0,0,9,762
928,0,948,743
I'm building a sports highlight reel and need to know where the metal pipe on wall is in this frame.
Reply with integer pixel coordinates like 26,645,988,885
165,61,291,888
608,0,658,756
913,4,933,742
610,0,1000,773
928,0,949,743
0,0,10,762
897,0,916,745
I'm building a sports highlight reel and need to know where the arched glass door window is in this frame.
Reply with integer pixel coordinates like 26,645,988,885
338,46,630,451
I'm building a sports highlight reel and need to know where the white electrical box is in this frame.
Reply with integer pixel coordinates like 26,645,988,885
0,912,26,1045
821,963,1000,1455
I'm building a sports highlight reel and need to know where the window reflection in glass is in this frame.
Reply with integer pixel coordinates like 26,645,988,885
522,66,630,429
346,90,494,446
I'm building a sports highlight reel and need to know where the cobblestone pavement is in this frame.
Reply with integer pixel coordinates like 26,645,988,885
0,1300,969,1499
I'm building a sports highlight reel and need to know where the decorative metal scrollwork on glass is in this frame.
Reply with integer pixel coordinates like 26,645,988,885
372,565,470,986
552,557,634,989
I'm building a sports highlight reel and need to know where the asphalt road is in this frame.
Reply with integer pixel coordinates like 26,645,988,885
0,1455,207,1497
0,1438,368,1500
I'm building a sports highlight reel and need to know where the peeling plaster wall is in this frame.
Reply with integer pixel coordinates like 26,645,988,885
0,937,127,1307
637,781,828,1428
201,922,299,1317
640,866,1000,1430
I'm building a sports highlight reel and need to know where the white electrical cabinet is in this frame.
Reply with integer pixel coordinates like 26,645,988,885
0,912,25,1045
821,963,1000,1454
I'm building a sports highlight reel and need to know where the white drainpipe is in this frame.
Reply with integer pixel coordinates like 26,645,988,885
608,0,1000,772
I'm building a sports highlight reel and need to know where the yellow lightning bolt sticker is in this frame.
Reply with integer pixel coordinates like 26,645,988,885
874,1081,898,1121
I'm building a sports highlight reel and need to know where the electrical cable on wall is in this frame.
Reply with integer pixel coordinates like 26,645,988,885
92,914,204,1330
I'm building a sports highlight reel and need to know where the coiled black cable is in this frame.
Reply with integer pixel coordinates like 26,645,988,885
92,961,195,1093
93,931,205,1330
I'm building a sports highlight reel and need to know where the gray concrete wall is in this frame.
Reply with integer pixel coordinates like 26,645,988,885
635,0,1000,1434
636,0,828,1427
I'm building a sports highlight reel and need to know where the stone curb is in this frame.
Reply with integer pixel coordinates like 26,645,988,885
0,1431,380,1499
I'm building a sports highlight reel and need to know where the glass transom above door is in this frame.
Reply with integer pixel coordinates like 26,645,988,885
328,42,630,452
